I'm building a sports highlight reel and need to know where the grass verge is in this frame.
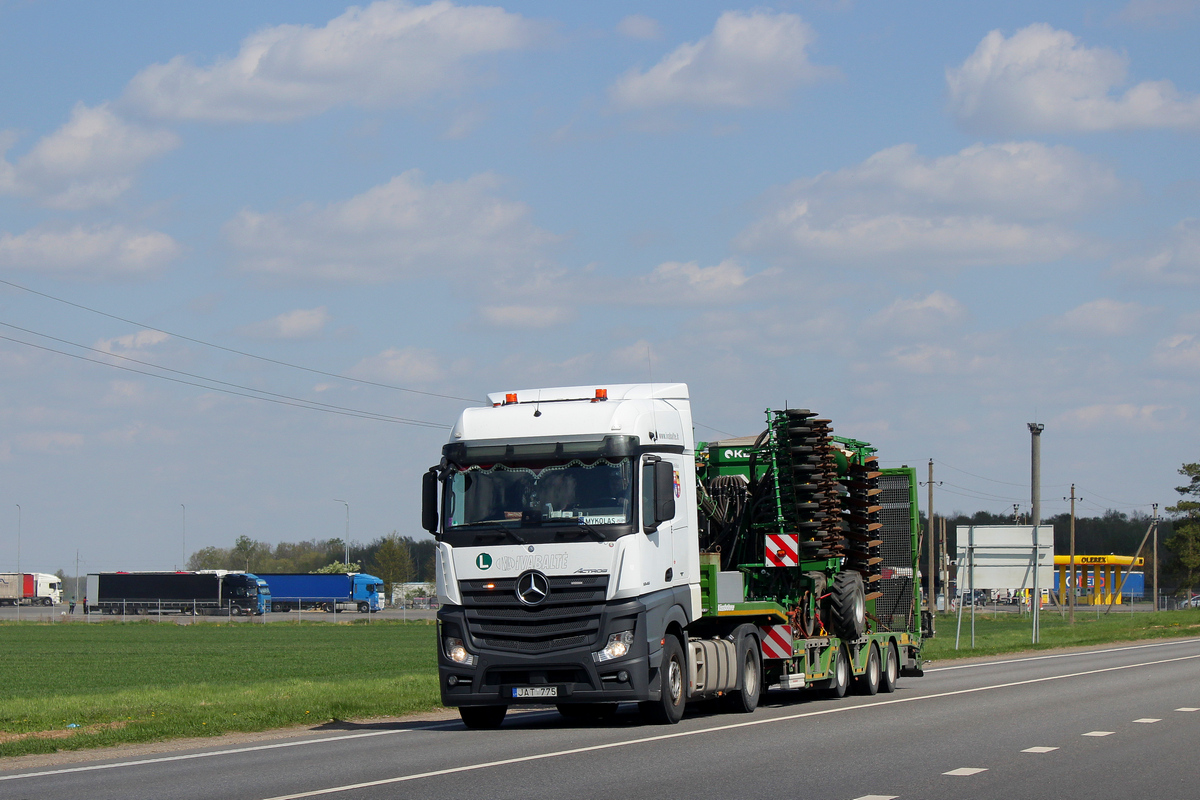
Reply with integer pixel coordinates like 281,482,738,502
924,607,1200,661
0,620,439,758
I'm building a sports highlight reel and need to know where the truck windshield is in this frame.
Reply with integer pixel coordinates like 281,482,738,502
445,457,632,534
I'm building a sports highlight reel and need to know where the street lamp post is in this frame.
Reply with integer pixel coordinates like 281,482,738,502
15,504,20,622
333,500,349,565
181,504,186,570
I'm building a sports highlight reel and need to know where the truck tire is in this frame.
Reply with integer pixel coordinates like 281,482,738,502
42,597,53,606
825,645,849,698
459,705,507,729
722,637,762,713
640,635,686,724
879,642,899,693
358,602,369,613
557,703,619,720
828,571,865,641
853,643,881,696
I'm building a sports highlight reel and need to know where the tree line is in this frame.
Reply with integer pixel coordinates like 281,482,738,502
186,533,436,598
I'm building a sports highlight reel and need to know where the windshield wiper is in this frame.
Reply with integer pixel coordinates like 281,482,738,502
566,518,607,542
458,521,527,545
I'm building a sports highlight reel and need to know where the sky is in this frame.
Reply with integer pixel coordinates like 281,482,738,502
1,0,1198,576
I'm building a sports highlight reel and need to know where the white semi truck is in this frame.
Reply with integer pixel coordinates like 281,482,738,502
0,572,64,606
423,384,927,728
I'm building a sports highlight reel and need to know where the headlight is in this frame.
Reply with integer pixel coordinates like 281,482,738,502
444,637,477,667
592,630,634,663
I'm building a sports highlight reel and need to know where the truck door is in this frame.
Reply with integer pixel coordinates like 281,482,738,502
641,456,675,590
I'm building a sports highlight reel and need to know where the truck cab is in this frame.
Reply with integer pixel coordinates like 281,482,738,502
351,573,384,612
424,384,700,721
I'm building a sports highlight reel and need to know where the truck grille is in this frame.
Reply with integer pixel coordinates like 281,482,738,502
459,575,608,653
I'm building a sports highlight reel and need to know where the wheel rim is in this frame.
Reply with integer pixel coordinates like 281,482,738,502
743,651,758,697
667,656,683,705
869,650,880,684
853,593,864,627
888,647,899,682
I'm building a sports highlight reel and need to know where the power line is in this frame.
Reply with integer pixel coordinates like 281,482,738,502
694,421,740,438
0,333,449,428
1074,485,1157,510
0,276,478,403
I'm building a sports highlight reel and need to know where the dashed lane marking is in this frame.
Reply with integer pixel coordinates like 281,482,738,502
1082,731,1114,737
943,767,987,776
1022,746,1058,753
1176,707,1199,712
853,795,898,799
1133,718,1161,723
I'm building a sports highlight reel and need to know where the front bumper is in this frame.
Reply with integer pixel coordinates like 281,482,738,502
437,599,653,707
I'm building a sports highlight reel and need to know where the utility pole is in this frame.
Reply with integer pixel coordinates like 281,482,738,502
927,460,935,613
75,549,80,606
334,499,350,566
181,504,186,570
1152,503,1159,611
15,504,20,622
1066,485,1077,625
1028,423,1044,526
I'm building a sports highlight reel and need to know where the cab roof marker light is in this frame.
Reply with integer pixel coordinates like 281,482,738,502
505,393,517,405
593,388,608,402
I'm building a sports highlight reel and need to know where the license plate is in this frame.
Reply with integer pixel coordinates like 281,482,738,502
512,686,558,698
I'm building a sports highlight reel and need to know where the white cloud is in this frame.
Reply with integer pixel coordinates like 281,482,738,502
0,224,180,277
617,14,662,41
123,1,543,122
1055,299,1151,336
96,330,171,353
223,170,556,282
240,307,331,340
609,10,831,110
1152,333,1200,370
641,258,753,301
1113,218,1200,285
350,346,443,382
480,305,574,329
948,23,1200,134
870,291,967,335
738,142,1112,268
0,103,179,209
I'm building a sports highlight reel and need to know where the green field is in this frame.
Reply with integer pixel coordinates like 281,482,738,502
0,620,439,758
924,607,1200,661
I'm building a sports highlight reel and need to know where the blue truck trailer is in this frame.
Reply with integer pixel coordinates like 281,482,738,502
258,573,384,613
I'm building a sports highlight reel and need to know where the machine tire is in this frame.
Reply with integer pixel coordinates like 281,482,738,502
825,645,850,699
828,571,865,641
723,637,762,713
459,705,507,729
880,642,899,694
557,703,619,720
640,635,686,724
854,643,881,696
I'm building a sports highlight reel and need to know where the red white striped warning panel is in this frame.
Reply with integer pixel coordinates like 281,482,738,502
764,533,799,567
759,624,794,659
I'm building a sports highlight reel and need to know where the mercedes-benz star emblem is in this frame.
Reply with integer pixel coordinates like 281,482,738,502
516,570,550,606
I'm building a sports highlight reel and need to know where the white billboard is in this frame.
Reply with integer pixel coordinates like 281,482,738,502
956,525,1054,590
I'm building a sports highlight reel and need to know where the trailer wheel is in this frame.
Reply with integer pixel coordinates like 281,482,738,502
640,635,686,724
723,637,762,713
825,645,849,698
459,705,507,729
879,642,899,694
828,571,865,641
854,643,881,696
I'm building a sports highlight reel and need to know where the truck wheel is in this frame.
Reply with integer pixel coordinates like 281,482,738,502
358,602,369,613
879,642,899,693
640,635,686,724
828,571,865,641
43,597,53,607
557,703,619,720
459,705,507,729
723,637,762,713
853,643,881,696
825,645,849,698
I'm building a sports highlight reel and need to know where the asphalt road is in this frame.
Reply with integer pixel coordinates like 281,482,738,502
3,638,1199,800
0,606,437,622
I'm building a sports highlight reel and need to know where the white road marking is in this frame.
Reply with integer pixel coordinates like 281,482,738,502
1082,731,1114,737
1133,718,1161,723
1176,707,1199,712
1022,746,1058,753
256,650,1200,800
0,730,404,782
853,795,898,799
925,639,1200,673
943,767,987,776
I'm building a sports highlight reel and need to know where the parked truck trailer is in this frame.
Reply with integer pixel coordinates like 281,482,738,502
424,384,930,728
85,571,269,615
0,573,63,606
257,573,384,613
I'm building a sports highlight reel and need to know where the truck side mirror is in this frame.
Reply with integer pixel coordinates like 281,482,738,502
654,460,676,524
421,470,439,534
